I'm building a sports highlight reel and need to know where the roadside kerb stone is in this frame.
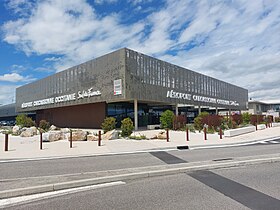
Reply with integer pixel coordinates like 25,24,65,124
53,172,149,191
0,184,54,199
0,153,279,199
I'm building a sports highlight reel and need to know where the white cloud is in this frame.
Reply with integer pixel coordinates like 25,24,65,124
2,0,144,70
0,73,35,83
94,0,117,4
0,85,17,105
2,0,280,101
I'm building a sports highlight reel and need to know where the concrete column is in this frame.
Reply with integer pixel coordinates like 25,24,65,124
198,106,201,115
175,104,179,116
134,99,138,130
216,107,218,115
229,109,232,115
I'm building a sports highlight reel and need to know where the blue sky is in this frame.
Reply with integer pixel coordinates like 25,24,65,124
0,0,280,105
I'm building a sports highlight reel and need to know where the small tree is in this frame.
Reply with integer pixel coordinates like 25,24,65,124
39,120,50,131
121,118,134,137
160,110,174,129
101,117,116,133
242,112,251,124
16,114,36,127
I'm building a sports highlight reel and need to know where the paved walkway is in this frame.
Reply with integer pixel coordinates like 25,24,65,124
0,126,279,160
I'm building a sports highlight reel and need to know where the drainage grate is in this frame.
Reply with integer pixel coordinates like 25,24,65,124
177,145,189,150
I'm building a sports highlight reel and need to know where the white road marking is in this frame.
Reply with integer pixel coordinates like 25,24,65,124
190,137,280,150
0,181,125,209
259,141,268,144
269,141,279,144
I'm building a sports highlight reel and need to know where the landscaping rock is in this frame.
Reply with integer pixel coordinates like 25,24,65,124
20,128,34,137
70,130,87,141
46,131,63,142
50,125,57,131
42,133,49,142
102,129,119,140
87,134,98,141
157,131,167,139
61,128,70,133
150,134,158,139
12,125,20,135
150,131,167,140
30,126,38,135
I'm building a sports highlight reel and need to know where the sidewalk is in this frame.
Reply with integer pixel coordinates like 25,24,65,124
0,126,279,160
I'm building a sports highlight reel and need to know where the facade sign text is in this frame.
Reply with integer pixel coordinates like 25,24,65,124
166,90,240,106
21,88,101,109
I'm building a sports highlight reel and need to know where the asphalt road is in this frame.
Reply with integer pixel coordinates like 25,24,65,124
0,141,280,180
6,162,280,210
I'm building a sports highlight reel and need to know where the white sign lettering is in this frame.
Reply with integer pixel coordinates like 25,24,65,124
166,90,240,107
21,88,101,109
166,90,191,100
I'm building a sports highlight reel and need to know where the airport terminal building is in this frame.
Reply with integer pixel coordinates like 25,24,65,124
16,48,248,129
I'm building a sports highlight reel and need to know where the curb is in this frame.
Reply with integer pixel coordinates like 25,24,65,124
1,154,280,199
188,136,280,150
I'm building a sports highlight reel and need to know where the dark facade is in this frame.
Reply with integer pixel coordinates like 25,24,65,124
16,48,248,128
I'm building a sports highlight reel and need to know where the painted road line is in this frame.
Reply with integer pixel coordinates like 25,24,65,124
188,170,280,210
269,141,279,144
0,181,126,209
190,137,280,150
259,141,268,144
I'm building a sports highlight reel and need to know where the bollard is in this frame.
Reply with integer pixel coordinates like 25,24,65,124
70,130,73,148
40,131,43,150
4,133,8,151
219,128,222,139
204,127,207,140
166,128,169,142
98,131,101,146
255,124,258,131
186,127,189,141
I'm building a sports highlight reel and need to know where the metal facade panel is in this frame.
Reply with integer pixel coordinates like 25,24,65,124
16,47,248,112
16,49,126,112
125,48,248,110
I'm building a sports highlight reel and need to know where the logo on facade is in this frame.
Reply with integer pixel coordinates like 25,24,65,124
114,79,122,95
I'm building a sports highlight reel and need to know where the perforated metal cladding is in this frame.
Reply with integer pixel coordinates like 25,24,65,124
16,48,248,112
124,49,248,109
16,49,126,112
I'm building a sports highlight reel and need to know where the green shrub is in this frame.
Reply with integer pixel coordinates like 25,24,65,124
275,117,280,122
160,110,174,129
101,117,116,133
207,126,216,134
16,114,36,127
121,118,134,137
242,112,251,124
194,117,202,131
194,112,209,131
184,124,196,133
39,120,50,131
